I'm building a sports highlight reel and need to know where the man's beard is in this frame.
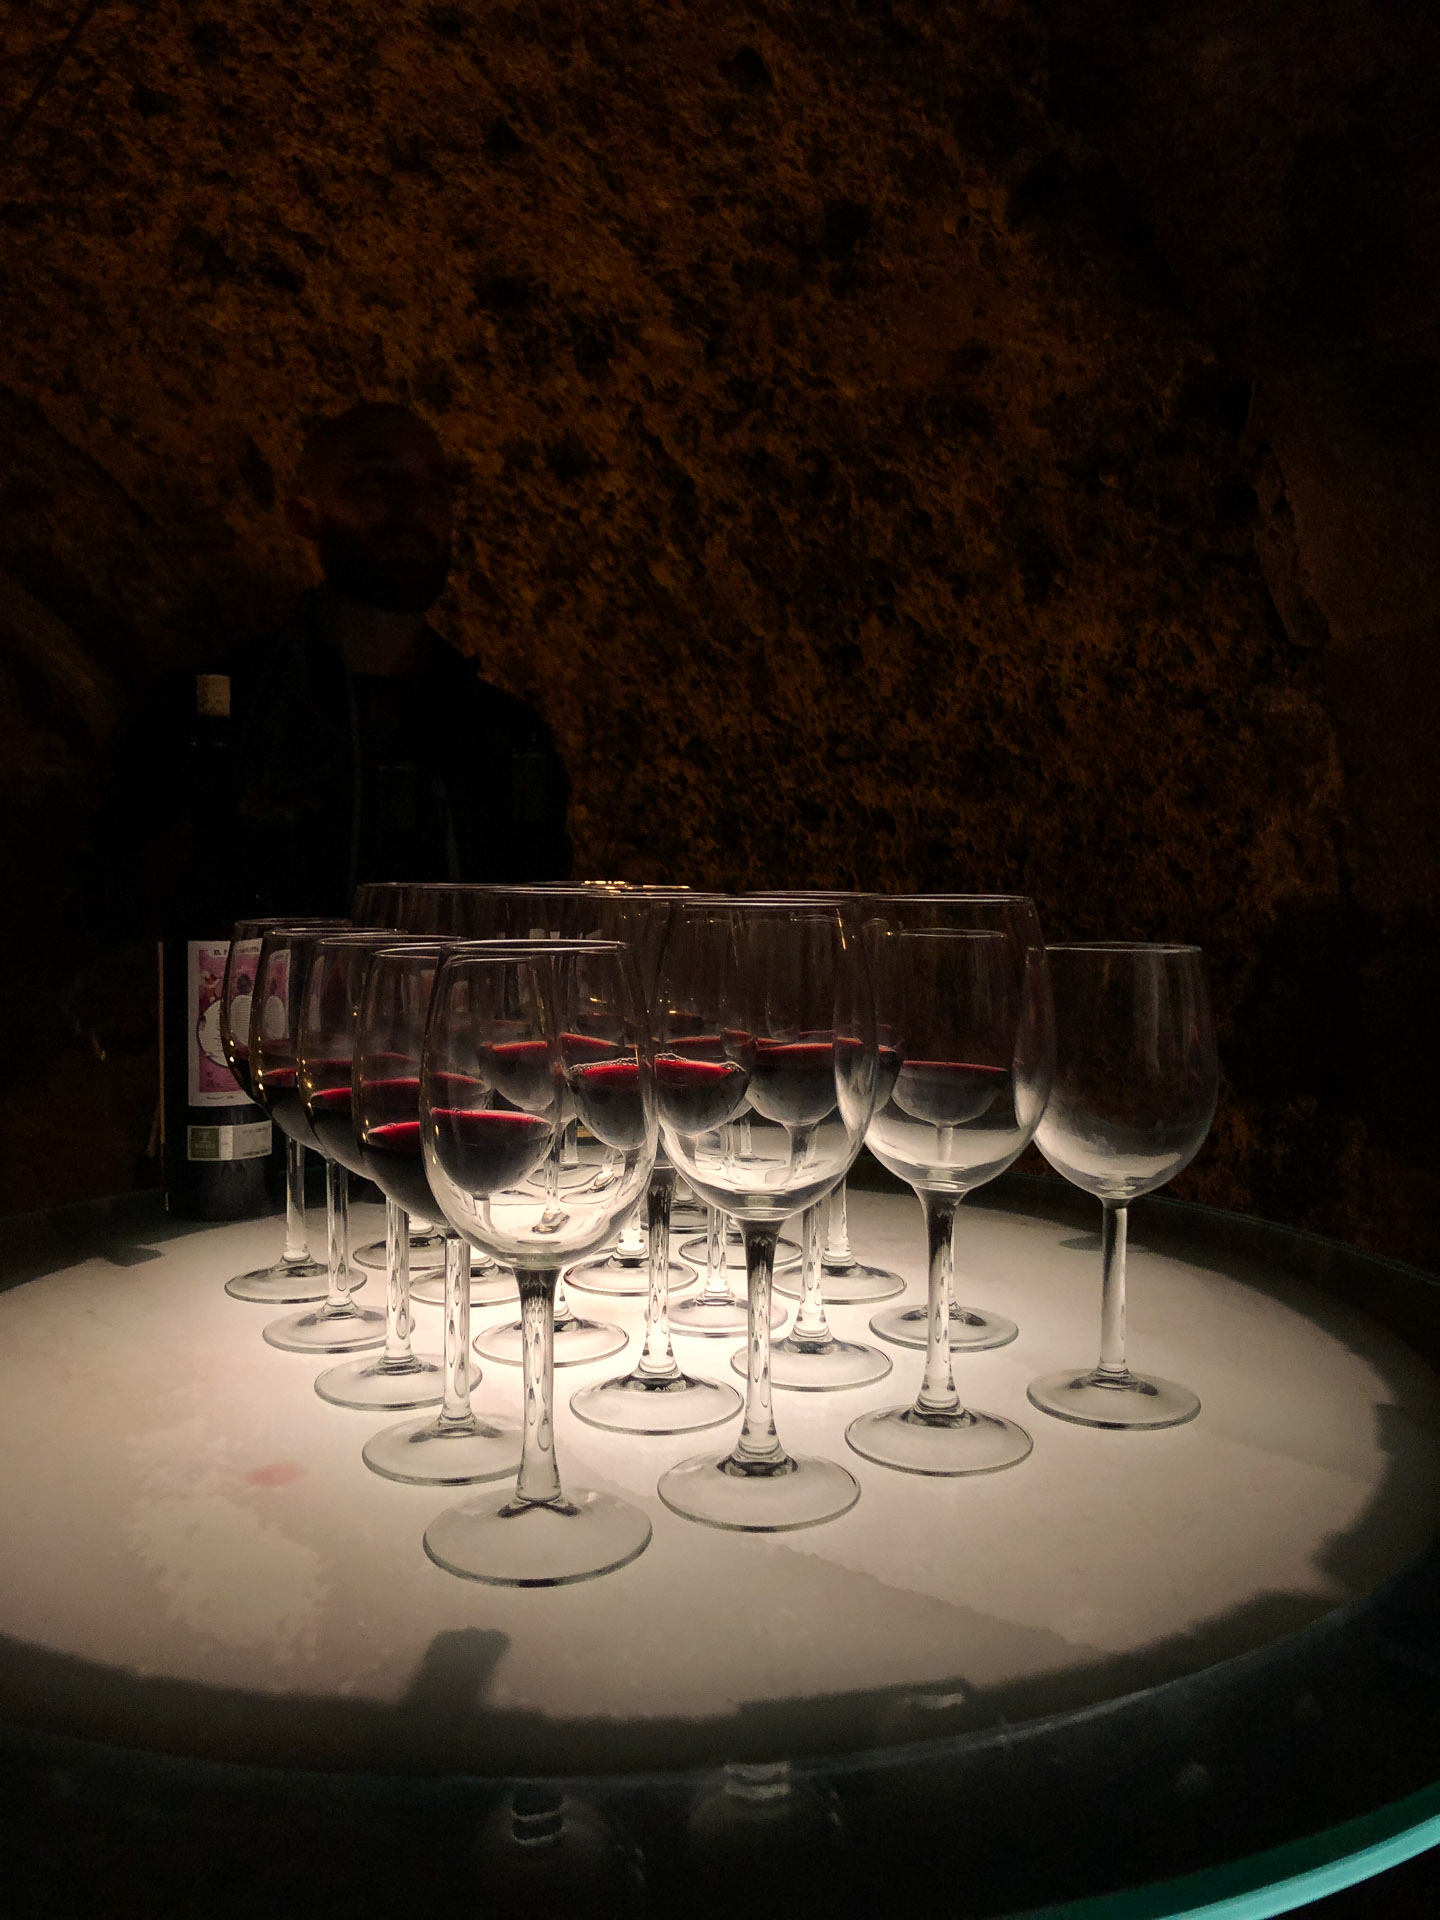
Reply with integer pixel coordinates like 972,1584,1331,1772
317,522,452,614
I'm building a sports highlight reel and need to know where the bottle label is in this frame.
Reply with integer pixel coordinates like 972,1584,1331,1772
226,936,262,1068
189,939,246,1107
188,1120,272,1162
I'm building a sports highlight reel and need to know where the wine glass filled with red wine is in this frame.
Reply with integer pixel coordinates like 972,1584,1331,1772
845,919,1048,1476
353,941,520,1485
220,916,348,1305
297,931,450,1406
652,900,879,1532
419,939,658,1585
865,895,1053,1356
251,927,386,1356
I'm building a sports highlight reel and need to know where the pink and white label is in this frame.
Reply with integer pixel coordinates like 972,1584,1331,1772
189,940,245,1108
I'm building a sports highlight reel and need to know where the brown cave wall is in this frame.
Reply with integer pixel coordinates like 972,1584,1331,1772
1,0,1435,1265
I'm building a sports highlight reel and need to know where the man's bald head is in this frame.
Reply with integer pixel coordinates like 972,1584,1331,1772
288,402,455,615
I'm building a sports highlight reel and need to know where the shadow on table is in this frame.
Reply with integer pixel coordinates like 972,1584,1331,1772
2,1191,239,1293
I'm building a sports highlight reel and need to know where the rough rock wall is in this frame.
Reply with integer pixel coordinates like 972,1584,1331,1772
1,0,1434,1266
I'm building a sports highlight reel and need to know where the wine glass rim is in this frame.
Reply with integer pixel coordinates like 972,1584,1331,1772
437,937,630,960
883,892,1037,905
1046,940,1202,955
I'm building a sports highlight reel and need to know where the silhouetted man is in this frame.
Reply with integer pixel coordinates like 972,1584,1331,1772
230,400,570,909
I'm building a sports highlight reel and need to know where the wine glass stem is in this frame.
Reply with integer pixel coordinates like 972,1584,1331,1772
700,1207,730,1304
734,1225,786,1467
282,1137,310,1263
637,1169,680,1380
514,1269,563,1507
440,1234,472,1423
382,1200,413,1363
1096,1201,1129,1378
916,1193,961,1416
821,1179,855,1275
324,1161,352,1312
790,1203,832,1344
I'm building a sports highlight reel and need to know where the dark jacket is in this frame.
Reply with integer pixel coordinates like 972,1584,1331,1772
92,597,571,940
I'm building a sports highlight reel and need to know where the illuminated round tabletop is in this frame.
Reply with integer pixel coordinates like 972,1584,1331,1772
1,1183,1437,1787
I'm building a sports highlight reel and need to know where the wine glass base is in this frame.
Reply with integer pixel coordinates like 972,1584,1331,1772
362,1410,523,1485
736,1335,893,1393
314,1351,463,1411
869,1302,1018,1352
262,1304,387,1354
424,1487,652,1587
677,1233,803,1274
410,1266,513,1307
668,1295,788,1338
353,1233,446,1273
846,1404,1033,1475
773,1261,905,1304
570,1368,742,1434
225,1257,334,1304
1027,1367,1201,1430
658,1449,860,1532
563,1252,698,1298
472,1316,628,1368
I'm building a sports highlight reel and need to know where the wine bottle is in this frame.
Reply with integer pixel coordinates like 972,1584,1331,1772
159,672,272,1219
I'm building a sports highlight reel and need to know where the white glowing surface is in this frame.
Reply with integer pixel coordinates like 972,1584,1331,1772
0,1192,1437,1776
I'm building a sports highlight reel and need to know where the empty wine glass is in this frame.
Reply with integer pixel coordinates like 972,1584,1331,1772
220,916,349,1304
655,901,877,1531
736,1198,891,1391
846,924,1046,1475
421,940,659,1585
1027,943,1217,1430
677,1214,803,1280
669,1206,788,1337
297,932,449,1407
256,929,388,1355
867,894,1052,1353
774,1178,904,1305
354,942,520,1483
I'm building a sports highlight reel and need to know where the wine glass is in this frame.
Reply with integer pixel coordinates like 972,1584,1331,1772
564,892,743,1436
351,881,410,928
654,901,878,1531
677,1214,803,1281
420,940,658,1585
846,924,1046,1474
1027,943,1217,1429
669,1207,789,1338
254,928,387,1355
349,885,453,1286
746,891,904,1308
867,895,1052,1353
734,1198,891,1392
220,916,349,1304
458,887,632,1367
354,942,521,1483
298,932,448,1406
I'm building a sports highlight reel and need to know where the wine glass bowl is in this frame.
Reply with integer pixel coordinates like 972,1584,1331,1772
1027,943,1217,1431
